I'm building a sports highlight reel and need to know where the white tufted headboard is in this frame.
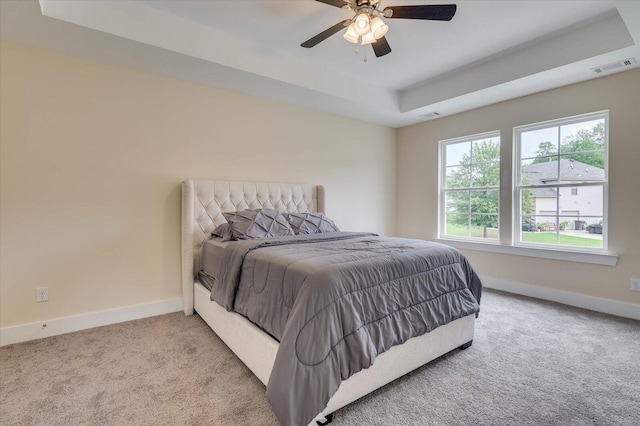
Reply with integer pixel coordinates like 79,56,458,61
181,180,325,315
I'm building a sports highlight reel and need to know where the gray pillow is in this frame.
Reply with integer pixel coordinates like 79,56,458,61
285,212,340,235
222,209,294,240
211,223,233,241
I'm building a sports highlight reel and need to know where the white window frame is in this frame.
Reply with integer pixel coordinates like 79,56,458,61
512,110,609,252
435,112,617,266
438,130,501,242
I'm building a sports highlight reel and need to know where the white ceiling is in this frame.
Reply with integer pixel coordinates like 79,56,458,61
2,0,639,128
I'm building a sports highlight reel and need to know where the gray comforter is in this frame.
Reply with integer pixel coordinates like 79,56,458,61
211,232,481,426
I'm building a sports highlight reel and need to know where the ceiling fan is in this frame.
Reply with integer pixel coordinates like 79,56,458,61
301,0,457,58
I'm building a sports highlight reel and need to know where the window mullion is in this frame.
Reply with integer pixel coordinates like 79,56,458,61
467,190,471,237
556,185,560,245
520,182,605,190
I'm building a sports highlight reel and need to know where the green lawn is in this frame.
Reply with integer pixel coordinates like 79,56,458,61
446,224,602,248
446,224,498,239
521,232,603,248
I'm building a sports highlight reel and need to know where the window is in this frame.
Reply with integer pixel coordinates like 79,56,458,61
515,111,607,250
439,131,500,240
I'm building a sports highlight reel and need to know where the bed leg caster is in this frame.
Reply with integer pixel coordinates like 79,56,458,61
316,413,334,425
459,340,473,350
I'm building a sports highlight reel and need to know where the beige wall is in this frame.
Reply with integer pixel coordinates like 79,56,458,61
3,38,637,330
397,68,640,306
0,41,396,327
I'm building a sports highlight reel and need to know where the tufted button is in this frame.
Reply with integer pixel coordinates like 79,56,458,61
187,180,319,277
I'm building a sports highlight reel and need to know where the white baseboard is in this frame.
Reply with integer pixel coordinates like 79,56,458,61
482,277,640,320
3,280,635,346
0,297,183,346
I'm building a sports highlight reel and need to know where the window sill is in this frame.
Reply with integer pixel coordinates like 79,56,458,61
433,238,618,266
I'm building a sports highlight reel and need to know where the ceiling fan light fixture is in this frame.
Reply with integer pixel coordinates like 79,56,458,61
369,17,388,39
302,1,459,58
343,23,359,43
354,13,370,35
361,31,376,45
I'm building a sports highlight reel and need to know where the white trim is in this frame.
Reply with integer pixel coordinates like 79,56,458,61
434,238,618,266
512,110,610,135
482,276,639,320
0,297,183,347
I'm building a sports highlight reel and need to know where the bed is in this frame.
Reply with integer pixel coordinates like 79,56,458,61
181,180,480,425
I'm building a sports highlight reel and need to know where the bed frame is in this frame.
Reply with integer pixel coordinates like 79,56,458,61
181,179,475,424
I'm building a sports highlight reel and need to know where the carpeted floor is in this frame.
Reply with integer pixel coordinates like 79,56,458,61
1,289,639,426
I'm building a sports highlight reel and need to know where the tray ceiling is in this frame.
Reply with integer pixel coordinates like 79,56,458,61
2,0,639,127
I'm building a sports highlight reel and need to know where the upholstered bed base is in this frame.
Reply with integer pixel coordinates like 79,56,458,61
181,180,475,423
195,281,474,420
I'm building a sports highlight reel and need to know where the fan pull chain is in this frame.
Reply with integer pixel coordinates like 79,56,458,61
354,48,367,63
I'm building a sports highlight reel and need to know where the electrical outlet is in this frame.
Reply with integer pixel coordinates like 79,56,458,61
631,279,640,292
36,287,48,302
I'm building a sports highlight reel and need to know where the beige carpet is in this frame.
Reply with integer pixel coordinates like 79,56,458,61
1,289,639,426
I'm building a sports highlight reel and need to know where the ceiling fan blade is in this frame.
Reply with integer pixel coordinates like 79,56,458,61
371,36,392,58
301,19,350,48
315,0,349,8
384,4,457,21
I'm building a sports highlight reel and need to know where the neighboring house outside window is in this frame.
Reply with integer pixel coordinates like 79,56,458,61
439,131,500,240
515,111,608,250
522,160,603,230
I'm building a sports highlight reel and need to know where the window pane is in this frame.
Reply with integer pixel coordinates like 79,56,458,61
472,138,500,163
559,184,603,217
445,214,469,237
520,188,536,216
560,119,604,154
557,216,603,249
521,215,559,245
521,156,559,185
521,229,557,245
469,214,499,239
445,141,470,166
520,215,537,232
522,186,558,226
472,162,500,187
518,216,538,245
470,190,499,215
445,191,468,214
469,190,499,239
581,217,604,249
446,166,471,188
521,127,559,160
559,155,605,182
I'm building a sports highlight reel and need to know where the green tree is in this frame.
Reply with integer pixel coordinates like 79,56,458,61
521,179,534,216
532,141,556,164
531,122,605,168
560,122,605,169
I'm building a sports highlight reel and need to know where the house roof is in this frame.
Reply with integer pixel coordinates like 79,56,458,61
522,159,605,198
